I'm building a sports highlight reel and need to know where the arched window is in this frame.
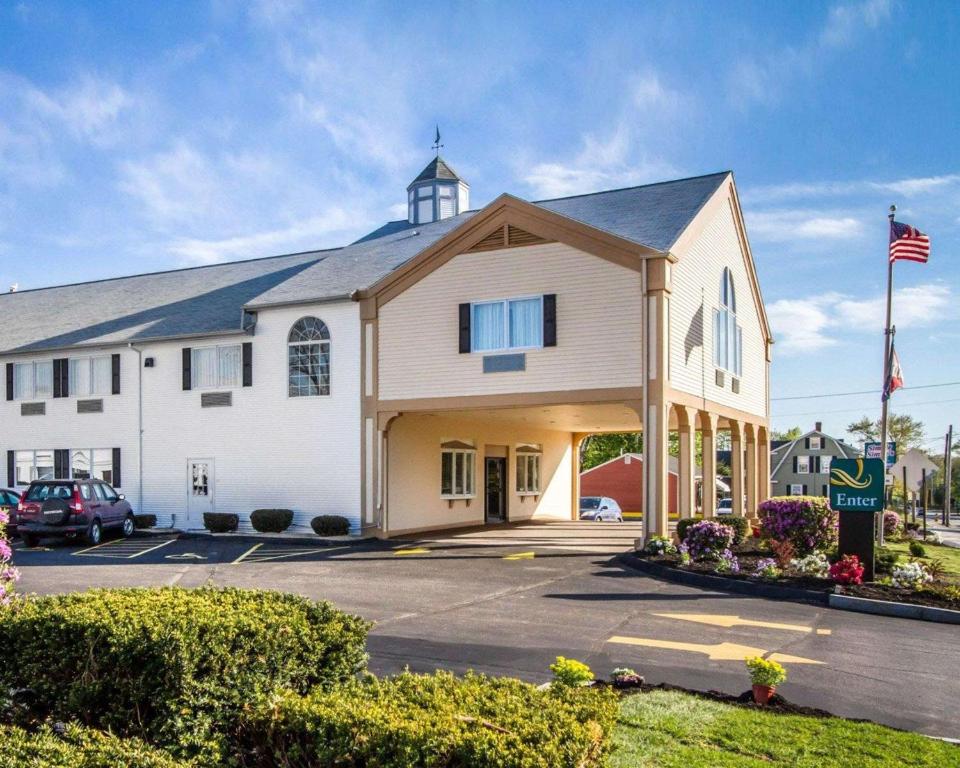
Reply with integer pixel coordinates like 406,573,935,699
714,268,742,377
288,317,330,397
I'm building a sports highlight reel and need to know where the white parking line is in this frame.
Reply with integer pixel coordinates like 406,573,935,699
234,544,352,564
73,538,176,559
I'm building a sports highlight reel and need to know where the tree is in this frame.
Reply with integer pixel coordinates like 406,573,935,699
579,433,642,471
846,413,925,453
772,426,803,442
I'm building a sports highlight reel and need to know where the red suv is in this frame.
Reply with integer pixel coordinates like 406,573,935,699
18,480,135,548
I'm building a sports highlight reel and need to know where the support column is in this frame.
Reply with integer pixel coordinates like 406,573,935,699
729,419,744,518
677,406,696,519
642,257,672,541
571,433,589,521
700,411,718,519
757,426,771,505
745,423,758,521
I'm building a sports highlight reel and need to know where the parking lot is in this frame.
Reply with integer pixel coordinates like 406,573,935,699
11,521,960,740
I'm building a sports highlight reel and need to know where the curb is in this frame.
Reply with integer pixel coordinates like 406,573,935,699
619,553,830,605
175,530,378,547
828,593,960,625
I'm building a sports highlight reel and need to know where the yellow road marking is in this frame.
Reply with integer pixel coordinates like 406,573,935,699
504,551,535,561
608,636,824,665
231,543,262,564
653,613,830,635
394,547,429,556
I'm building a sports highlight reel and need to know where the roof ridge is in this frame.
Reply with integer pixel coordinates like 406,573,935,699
531,170,731,205
0,248,337,299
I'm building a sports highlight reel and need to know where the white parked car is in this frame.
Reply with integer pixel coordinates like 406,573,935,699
716,498,733,515
579,496,623,522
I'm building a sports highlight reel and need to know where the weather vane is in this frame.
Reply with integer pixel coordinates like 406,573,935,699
432,125,443,157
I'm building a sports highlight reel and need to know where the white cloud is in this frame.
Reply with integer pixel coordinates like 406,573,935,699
747,174,960,203
747,209,864,243
27,76,134,145
769,283,954,352
820,0,892,48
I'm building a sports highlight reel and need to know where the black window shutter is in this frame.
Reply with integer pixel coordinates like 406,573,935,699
54,449,69,479
6,451,14,487
182,348,192,390
5,363,13,401
793,456,798,473
53,358,68,398
111,354,121,395
543,294,557,347
803,484,808,495
804,437,810,449
242,342,253,387
112,448,121,488
458,304,471,353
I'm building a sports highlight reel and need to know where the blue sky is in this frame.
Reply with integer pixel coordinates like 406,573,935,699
1,0,957,447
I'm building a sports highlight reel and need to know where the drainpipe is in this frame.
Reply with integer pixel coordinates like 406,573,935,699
127,343,145,521
640,260,649,542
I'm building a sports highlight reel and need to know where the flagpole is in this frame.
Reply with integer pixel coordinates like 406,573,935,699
878,204,896,545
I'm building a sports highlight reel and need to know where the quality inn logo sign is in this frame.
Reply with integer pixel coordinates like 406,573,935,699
829,458,884,512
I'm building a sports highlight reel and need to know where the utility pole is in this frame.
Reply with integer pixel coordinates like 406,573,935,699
945,425,953,527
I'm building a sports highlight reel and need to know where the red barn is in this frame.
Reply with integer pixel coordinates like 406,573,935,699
579,453,679,515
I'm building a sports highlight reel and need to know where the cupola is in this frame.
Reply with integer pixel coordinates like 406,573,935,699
406,130,469,224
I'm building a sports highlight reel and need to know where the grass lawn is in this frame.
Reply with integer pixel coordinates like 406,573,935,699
610,690,960,767
884,540,960,582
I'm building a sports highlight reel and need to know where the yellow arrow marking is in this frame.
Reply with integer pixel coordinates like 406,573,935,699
652,613,831,635
394,547,429,556
608,636,824,664
504,551,535,561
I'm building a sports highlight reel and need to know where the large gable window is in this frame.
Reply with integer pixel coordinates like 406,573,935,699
472,297,543,352
713,268,742,377
288,317,331,397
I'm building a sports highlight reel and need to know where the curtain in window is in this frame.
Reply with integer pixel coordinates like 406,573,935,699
91,357,112,394
34,449,54,480
15,451,33,484
35,361,53,398
70,359,91,396
472,303,504,351
509,298,542,348
14,363,33,399
72,449,91,480
192,348,218,389
218,346,241,387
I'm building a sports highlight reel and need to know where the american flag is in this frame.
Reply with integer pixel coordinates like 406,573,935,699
889,220,930,264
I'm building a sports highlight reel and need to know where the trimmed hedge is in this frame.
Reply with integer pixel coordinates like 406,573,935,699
310,515,350,536
203,512,239,533
0,723,188,767
677,515,748,545
133,514,157,529
250,509,294,533
235,671,618,768
0,587,369,761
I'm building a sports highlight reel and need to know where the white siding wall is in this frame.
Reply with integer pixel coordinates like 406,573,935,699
378,242,643,400
668,201,768,416
0,301,363,533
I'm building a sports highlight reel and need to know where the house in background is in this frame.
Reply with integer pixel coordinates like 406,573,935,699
579,453,731,517
770,422,859,497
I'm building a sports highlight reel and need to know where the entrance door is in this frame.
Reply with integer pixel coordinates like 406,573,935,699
485,457,506,523
187,458,214,529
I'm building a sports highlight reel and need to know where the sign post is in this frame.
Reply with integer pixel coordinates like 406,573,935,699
830,458,885,581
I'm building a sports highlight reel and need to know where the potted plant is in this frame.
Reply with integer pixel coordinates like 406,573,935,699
610,667,644,689
745,656,786,705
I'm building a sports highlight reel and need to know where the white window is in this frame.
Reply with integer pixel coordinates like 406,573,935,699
13,360,53,400
472,296,543,352
69,448,114,484
713,268,742,377
441,444,476,498
796,455,810,474
192,345,241,389
13,449,56,484
417,198,433,223
789,484,804,496
69,356,112,396
809,436,823,450
820,455,831,474
516,448,541,494
288,317,331,397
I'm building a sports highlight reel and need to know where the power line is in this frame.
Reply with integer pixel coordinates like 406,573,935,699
773,396,960,419
771,380,960,402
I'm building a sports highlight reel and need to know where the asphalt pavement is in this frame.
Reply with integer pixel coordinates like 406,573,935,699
11,521,960,740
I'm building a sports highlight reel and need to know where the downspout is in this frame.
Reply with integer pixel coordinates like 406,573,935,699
640,259,649,542
127,343,145,522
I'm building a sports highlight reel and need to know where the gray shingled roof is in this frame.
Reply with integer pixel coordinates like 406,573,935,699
0,171,728,353
409,156,462,185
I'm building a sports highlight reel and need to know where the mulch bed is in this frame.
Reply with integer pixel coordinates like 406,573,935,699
838,583,960,611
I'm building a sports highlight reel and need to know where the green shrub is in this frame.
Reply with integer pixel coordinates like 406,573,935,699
677,516,748,545
908,540,926,558
875,548,899,574
133,514,157,529
0,587,369,761
235,671,618,768
203,512,238,533
310,515,350,536
250,509,294,533
0,723,189,767
550,656,595,687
